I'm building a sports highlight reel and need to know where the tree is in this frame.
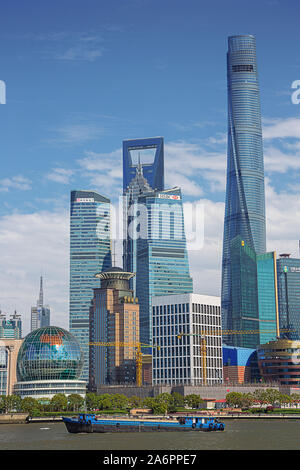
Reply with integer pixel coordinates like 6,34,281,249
239,393,254,409
128,396,142,409
86,393,98,411
21,397,39,414
225,392,243,409
68,394,84,412
111,394,128,410
252,389,268,409
2,395,22,413
263,389,281,407
185,394,203,409
50,393,68,412
290,393,300,408
156,393,173,405
171,392,185,408
141,397,165,414
278,393,291,408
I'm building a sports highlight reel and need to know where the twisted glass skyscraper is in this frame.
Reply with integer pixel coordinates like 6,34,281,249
222,35,266,335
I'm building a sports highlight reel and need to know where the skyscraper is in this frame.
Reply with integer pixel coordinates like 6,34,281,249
69,190,112,382
0,311,22,339
277,254,300,340
31,276,50,332
123,161,152,293
228,236,278,348
136,187,193,344
222,35,266,334
123,137,164,294
89,267,139,389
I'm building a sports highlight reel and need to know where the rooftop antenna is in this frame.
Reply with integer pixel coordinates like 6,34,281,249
137,152,143,175
37,275,43,308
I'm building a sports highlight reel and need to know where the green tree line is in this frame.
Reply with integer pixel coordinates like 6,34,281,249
225,389,300,410
0,392,205,416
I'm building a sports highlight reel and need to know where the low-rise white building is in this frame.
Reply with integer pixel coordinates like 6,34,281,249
152,293,223,386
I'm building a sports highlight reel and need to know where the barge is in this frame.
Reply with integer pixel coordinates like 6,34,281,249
62,413,225,433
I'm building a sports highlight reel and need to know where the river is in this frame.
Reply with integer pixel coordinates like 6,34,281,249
0,419,299,450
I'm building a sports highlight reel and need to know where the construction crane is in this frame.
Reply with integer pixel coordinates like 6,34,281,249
89,341,159,387
176,328,294,386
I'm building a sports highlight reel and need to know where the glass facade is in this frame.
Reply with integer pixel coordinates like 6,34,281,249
277,257,300,340
227,236,278,348
0,347,7,395
16,326,83,382
0,312,22,339
123,162,152,293
222,35,266,334
123,137,164,294
69,190,112,381
136,189,193,344
257,252,279,344
257,339,300,386
123,137,164,193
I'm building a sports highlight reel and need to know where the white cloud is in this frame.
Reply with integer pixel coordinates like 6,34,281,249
0,175,32,192
55,44,104,62
263,117,300,140
0,210,69,336
46,168,74,184
50,123,107,145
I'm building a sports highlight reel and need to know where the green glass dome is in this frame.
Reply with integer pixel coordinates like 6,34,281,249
17,326,84,382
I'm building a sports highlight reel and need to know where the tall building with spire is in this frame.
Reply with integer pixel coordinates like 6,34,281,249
30,276,50,332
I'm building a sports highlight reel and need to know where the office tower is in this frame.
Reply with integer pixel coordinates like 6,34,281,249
222,35,266,334
30,276,50,332
69,190,112,382
89,267,139,389
0,311,22,339
123,137,164,292
136,187,193,344
228,236,278,348
277,254,300,340
152,293,223,386
123,161,152,293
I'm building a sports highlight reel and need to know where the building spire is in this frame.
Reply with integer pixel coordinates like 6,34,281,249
137,152,143,176
38,276,43,308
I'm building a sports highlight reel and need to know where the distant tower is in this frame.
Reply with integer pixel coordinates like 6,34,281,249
38,276,43,308
31,276,50,332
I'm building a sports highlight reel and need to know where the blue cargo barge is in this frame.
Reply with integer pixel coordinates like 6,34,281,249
62,413,225,433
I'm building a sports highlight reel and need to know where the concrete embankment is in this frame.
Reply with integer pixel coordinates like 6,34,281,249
0,413,28,424
220,414,300,419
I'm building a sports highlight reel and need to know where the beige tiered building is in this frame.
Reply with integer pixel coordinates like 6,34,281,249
89,267,140,389
0,339,23,395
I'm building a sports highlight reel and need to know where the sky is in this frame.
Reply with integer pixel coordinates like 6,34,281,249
0,0,300,335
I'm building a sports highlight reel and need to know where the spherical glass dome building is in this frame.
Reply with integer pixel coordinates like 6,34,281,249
14,326,86,399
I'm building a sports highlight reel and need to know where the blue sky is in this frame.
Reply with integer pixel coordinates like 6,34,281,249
1,0,300,333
